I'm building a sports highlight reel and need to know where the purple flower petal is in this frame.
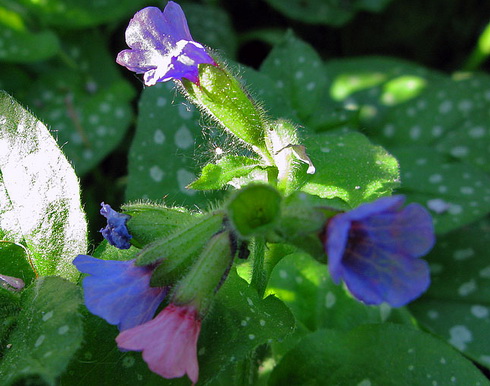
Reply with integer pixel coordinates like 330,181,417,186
73,255,167,331
325,195,435,306
100,202,132,249
116,2,215,85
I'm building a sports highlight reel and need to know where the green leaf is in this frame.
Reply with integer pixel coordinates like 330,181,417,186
24,31,135,176
394,146,490,234
311,56,437,132
184,3,237,58
61,310,177,386
16,0,148,28
0,276,83,385
0,91,87,280
263,0,393,26
410,219,490,369
267,253,412,333
198,269,295,384
0,23,59,62
0,287,21,348
126,82,222,207
294,131,400,208
368,73,490,172
260,32,328,121
190,156,268,190
0,241,35,286
269,324,488,385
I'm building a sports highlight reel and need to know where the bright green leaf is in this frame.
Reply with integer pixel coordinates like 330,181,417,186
269,325,488,385
0,276,83,385
198,269,295,384
0,241,35,286
0,91,87,280
410,219,490,369
267,253,413,333
294,131,400,208
190,156,268,190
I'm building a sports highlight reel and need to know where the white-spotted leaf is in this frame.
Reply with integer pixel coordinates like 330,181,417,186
0,92,87,280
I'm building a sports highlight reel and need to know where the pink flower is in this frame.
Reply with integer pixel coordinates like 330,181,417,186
116,303,201,384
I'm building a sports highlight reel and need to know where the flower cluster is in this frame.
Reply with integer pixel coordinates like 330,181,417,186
74,1,437,384
75,203,233,384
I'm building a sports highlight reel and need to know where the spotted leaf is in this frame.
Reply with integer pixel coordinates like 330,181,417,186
410,219,490,370
292,131,400,207
0,276,83,385
126,82,222,207
394,146,490,234
269,325,488,385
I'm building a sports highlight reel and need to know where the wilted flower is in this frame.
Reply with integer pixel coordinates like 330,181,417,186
116,303,201,384
116,1,215,86
100,202,132,249
324,195,435,307
73,255,167,330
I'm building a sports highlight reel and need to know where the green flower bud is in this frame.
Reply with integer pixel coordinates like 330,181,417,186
227,183,282,239
122,202,194,247
173,230,234,313
182,64,271,161
135,212,225,287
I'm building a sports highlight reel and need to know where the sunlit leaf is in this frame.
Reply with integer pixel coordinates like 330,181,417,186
0,91,87,280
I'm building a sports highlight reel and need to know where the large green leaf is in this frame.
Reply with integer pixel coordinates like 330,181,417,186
268,324,489,385
260,32,328,121
126,82,222,207
267,253,413,333
198,269,295,384
24,31,135,176
293,131,400,207
0,92,87,280
0,276,83,385
410,219,490,369
394,146,490,234
184,3,237,58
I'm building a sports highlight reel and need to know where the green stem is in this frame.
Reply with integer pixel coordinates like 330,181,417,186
250,236,267,298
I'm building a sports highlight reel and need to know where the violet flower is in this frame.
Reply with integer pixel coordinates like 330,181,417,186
116,2,215,86
324,195,435,307
116,303,201,384
100,202,132,249
73,255,167,331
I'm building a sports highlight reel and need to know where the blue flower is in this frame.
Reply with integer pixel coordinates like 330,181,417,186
73,255,167,331
325,195,435,307
100,202,132,249
116,2,215,86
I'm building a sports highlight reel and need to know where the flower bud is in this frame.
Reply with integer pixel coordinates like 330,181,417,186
173,230,234,313
182,64,270,159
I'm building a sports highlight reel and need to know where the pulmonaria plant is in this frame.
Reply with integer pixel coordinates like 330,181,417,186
70,1,438,384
